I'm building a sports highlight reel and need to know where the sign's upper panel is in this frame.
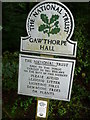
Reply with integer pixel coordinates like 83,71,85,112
20,0,77,57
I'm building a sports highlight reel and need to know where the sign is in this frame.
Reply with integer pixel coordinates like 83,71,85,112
37,100,47,118
18,54,75,101
20,0,77,57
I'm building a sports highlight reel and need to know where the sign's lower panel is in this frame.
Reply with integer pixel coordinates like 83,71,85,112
18,54,75,101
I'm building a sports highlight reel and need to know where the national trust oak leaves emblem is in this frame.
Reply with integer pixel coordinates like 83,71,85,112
38,14,60,37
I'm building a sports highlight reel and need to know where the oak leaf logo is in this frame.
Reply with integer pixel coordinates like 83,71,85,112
38,14,60,37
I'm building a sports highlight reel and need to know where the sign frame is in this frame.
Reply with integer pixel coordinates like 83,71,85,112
18,54,76,101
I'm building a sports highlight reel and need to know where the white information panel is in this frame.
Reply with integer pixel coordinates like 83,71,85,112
18,54,75,101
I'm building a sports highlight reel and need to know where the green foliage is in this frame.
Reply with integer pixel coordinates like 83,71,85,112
74,15,90,84
48,84,90,119
11,97,33,117
58,106,66,116
2,51,19,90
2,51,37,119
38,14,60,37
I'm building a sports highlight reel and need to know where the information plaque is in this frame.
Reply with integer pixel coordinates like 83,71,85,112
18,54,75,101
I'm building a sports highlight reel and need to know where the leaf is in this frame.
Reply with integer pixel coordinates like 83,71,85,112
41,14,48,24
43,29,48,34
50,28,60,34
38,24,46,31
50,15,59,24
54,21,59,27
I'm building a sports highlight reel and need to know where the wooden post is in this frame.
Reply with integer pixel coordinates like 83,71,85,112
35,55,54,120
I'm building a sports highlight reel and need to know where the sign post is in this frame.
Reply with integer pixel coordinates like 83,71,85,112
18,0,77,119
35,54,53,120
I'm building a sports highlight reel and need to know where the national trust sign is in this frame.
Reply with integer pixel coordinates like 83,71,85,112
20,0,77,57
